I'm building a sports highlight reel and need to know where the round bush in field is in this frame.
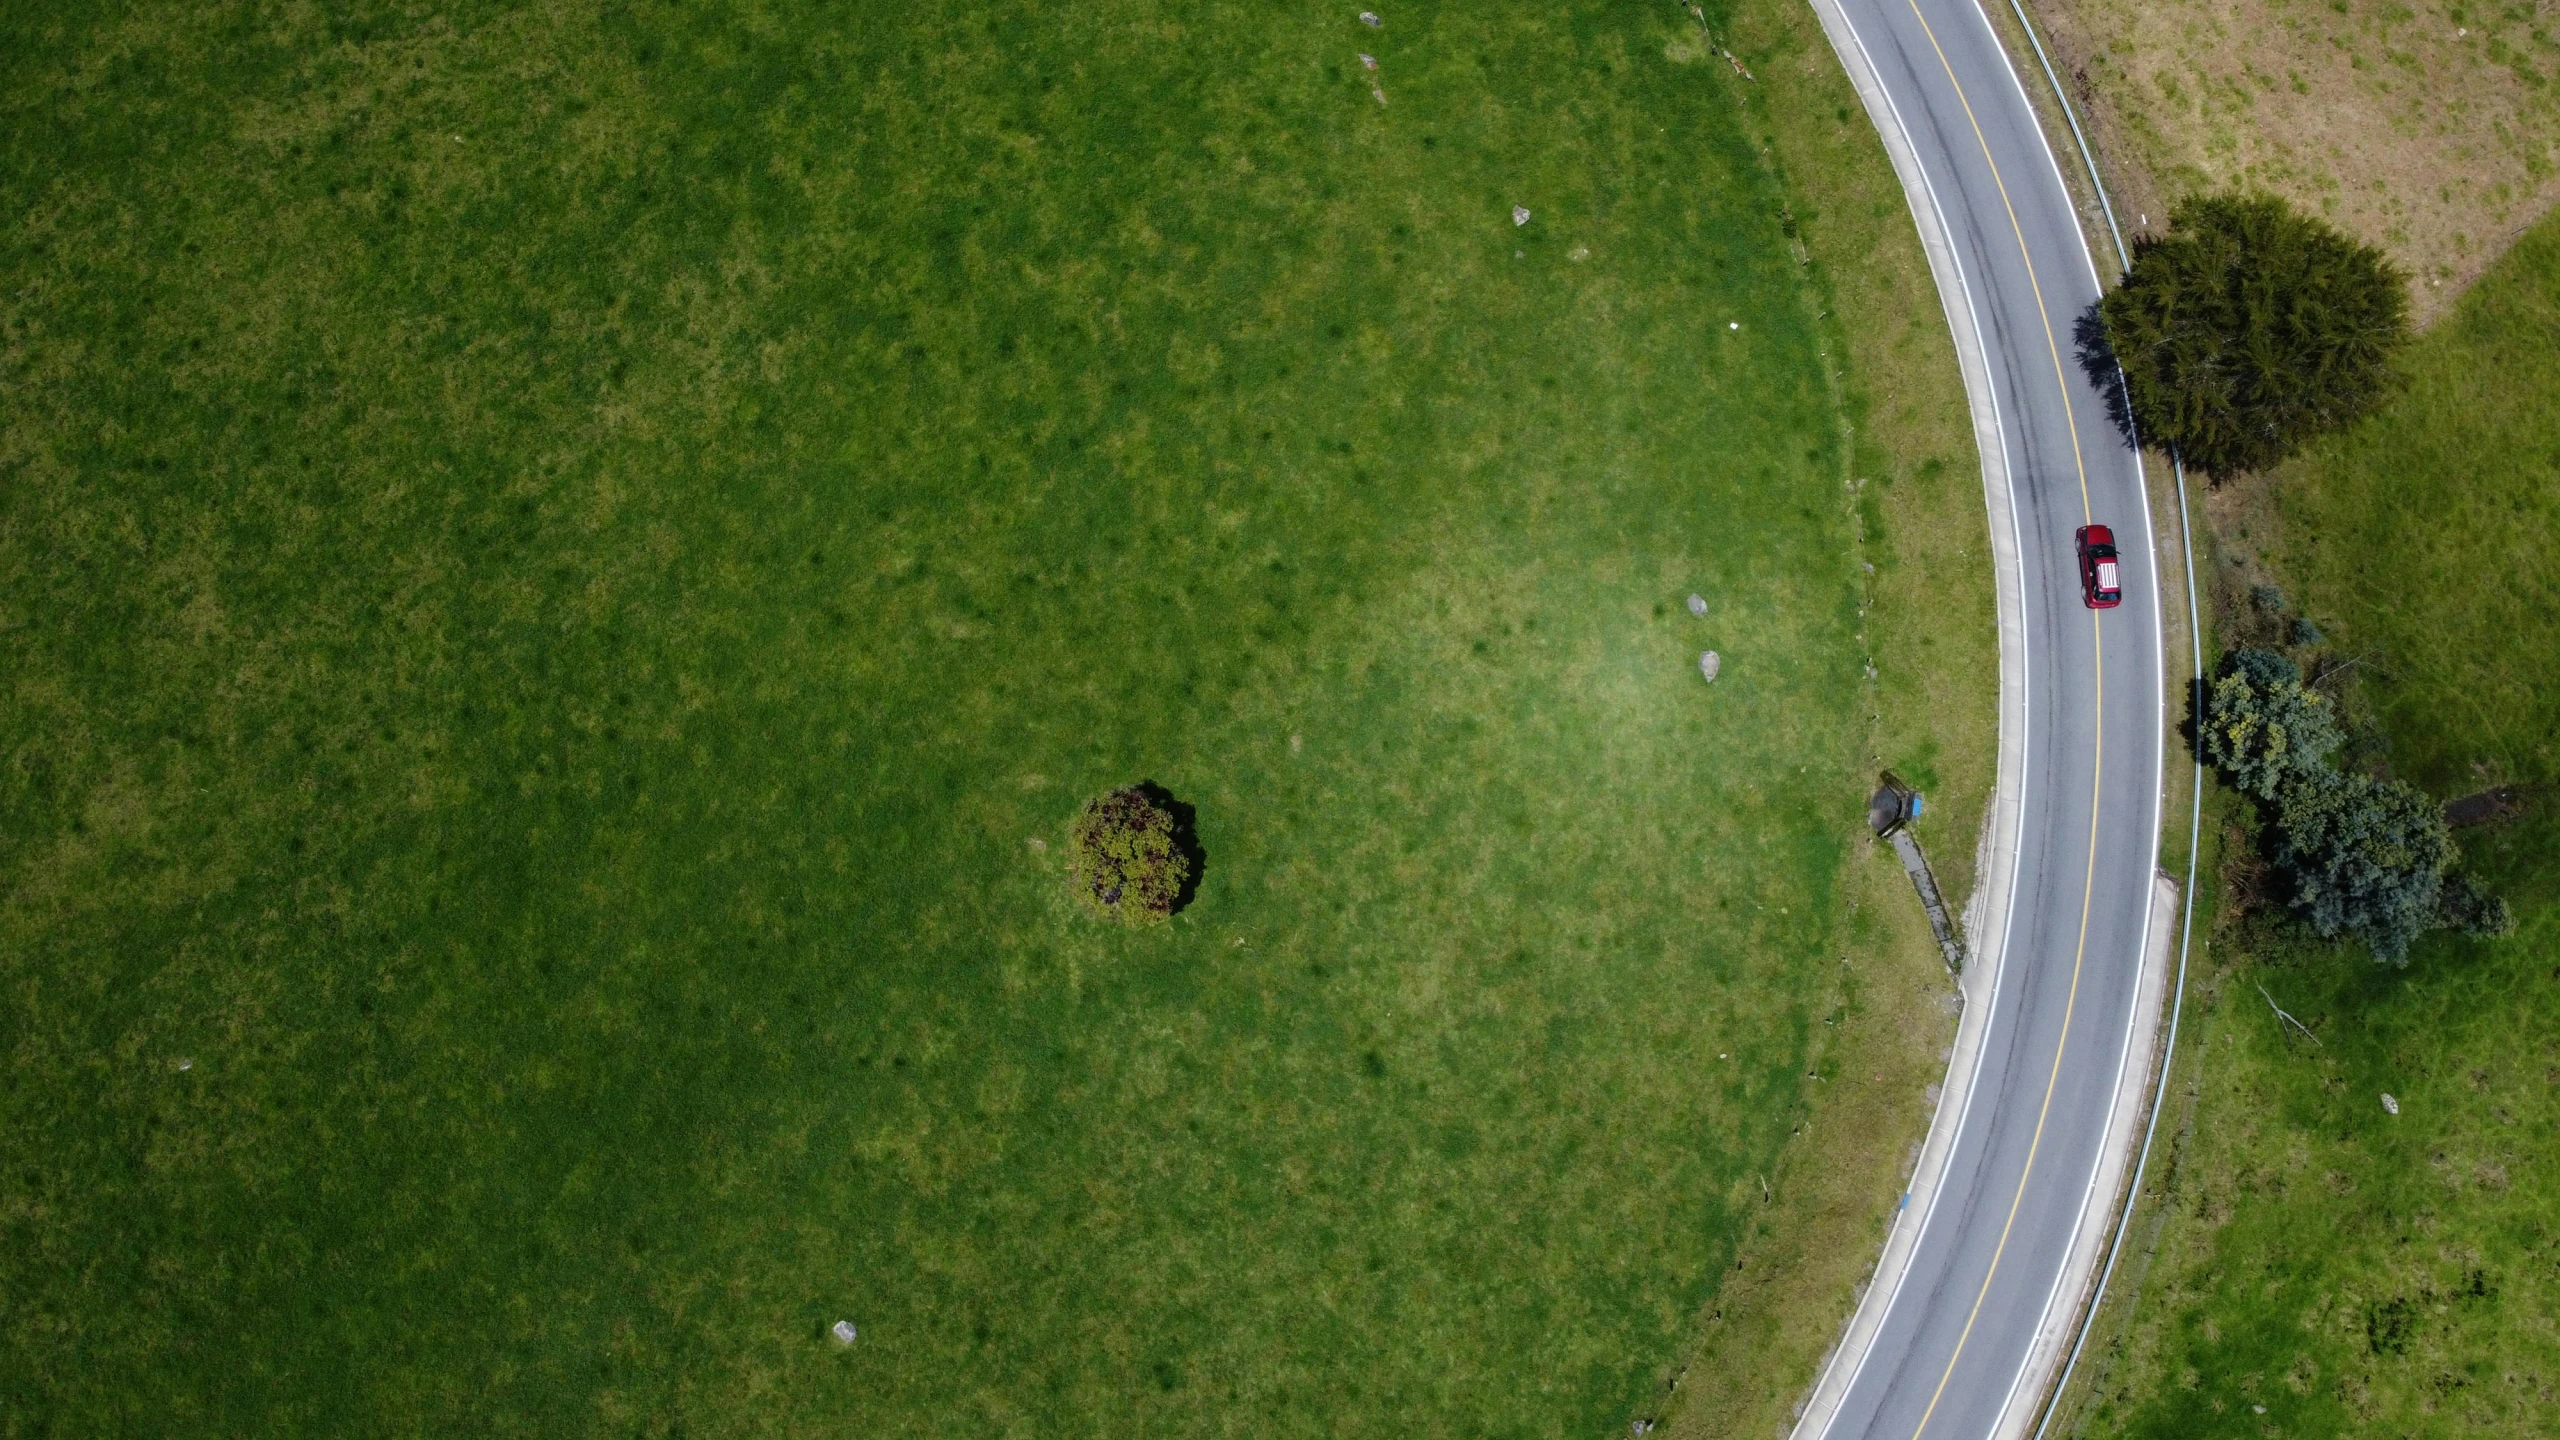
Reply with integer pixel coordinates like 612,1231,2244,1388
1068,785,1194,924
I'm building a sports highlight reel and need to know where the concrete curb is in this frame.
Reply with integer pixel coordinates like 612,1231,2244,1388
1785,0,2035,1434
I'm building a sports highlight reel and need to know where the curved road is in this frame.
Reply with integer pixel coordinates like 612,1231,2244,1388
1793,1,2167,1437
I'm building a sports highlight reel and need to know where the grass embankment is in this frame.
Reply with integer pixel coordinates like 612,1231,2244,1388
2022,0,2560,318
1659,0,1999,1432
0,1,1991,1434
2066,206,2560,1438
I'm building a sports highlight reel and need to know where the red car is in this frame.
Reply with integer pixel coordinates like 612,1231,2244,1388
2077,524,2122,609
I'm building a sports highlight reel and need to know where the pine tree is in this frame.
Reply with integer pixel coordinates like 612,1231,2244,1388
2102,193,2409,479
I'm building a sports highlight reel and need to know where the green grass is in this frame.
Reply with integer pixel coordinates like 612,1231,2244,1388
0,2,1961,1434
2071,206,2560,1438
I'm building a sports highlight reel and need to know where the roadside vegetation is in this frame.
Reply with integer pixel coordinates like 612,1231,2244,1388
2023,0,2560,319
0,1,1994,1434
2065,200,2560,1440
2102,192,2409,480
2200,642,2510,962
1658,0,2004,1428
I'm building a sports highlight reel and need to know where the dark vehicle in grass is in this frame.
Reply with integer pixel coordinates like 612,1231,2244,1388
2077,524,2122,609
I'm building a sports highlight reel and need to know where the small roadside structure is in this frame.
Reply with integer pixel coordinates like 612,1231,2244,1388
1872,772,1961,970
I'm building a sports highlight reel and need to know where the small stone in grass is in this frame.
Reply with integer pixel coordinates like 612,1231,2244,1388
1699,650,1721,682
2381,1092,2400,1115
1687,593,1708,617
830,1320,858,1346
1358,52,1377,69
1359,10,1382,25
1512,205,1532,226
1372,88,1388,105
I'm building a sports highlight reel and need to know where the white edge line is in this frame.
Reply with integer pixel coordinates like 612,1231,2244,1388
1992,0,2212,1431
1953,0,2173,1433
1788,2,2035,1434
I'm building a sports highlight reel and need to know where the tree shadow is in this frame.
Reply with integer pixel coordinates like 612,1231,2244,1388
1134,780,1207,916
2073,299,2140,447
2180,673,2207,762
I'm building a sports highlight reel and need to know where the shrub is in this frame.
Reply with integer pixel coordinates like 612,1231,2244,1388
2272,768,2456,965
2101,192,2410,479
2436,872,2517,939
2200,648,2341,800
2198,646,2509,964
1067,784,1195,924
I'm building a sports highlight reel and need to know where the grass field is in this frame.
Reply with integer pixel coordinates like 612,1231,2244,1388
0,1,1996,1434
2065,205,2560,1439
2025,0,2560,319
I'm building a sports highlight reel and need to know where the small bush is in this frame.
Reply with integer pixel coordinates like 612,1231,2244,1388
2201,648,2341,800
1067,784,1195,925
2102,192,2410,479
2436,872,2517,939
2289,617,2325,647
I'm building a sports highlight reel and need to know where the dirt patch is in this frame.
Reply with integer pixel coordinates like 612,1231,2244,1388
2020,0,2560,321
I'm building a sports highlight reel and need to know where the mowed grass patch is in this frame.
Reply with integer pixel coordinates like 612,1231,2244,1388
1,1,1907,1434
2073,207,2560,1439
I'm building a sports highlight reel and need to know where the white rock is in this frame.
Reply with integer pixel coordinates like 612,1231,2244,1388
2380,1092,2399,1115
1686,593,1708,617
1359,10,1381,25
1512,205,1532,226
831,1320,859,1346
1699,651,1721,682
1358,52,1377,69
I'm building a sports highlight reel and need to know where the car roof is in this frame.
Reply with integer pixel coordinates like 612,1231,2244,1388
2083,523,2115,546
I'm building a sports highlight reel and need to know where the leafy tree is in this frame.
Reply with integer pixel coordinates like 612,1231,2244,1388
2272,768,2456,965
2199,647,2510,963
2200,648,2341,800
2101,192,2409,479
1068,784,1196,924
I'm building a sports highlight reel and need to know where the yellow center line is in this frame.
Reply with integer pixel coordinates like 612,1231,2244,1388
1895,2,2107,1437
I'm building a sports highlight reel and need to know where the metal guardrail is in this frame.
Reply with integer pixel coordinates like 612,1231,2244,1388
1992,4,2212,1434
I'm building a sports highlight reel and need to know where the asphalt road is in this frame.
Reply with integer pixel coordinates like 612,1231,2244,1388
1800,1,2167,1436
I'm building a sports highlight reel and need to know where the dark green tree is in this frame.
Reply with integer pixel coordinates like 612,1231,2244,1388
2200,648,2341,800
2272,767,2456,964
2101,192,2410,479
